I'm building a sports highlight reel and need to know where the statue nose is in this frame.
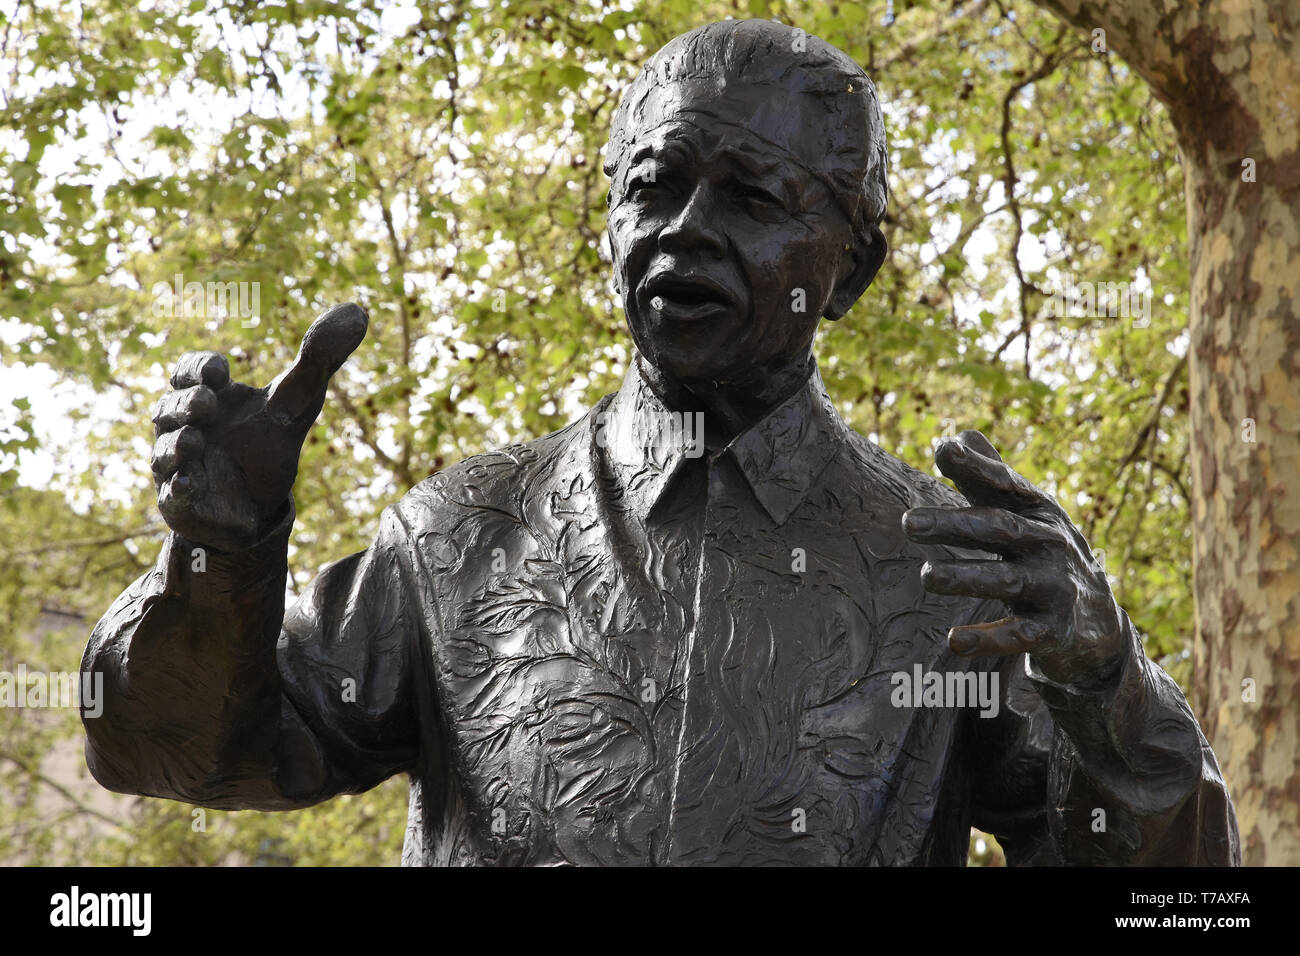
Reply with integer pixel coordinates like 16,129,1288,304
659,183,725,257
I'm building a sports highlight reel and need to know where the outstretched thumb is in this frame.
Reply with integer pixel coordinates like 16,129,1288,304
957,429,1003,463
265,302,369,427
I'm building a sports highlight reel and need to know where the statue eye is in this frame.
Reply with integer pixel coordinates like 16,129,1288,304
627,165,669,197
733,183,783,209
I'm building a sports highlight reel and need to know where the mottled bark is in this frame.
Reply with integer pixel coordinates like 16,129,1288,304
1029,0,1300,864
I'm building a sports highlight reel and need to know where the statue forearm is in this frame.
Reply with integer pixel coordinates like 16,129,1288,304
80,501,315,809
83,498,423,812
1030,610,1241,865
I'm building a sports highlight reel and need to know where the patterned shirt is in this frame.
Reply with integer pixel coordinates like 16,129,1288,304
83,355,1239,865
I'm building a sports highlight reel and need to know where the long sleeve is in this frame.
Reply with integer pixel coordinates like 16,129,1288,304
81,500,420,811
970,604,1241,865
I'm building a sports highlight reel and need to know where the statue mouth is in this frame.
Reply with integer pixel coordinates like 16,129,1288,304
644,272,734,321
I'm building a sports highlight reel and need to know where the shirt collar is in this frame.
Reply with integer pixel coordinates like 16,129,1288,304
597,352,850,526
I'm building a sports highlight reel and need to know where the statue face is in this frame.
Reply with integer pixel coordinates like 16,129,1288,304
607,75,858,387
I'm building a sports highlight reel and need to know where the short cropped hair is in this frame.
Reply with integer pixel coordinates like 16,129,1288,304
603,19,890,239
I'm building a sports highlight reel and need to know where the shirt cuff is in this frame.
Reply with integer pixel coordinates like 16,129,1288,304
158,497,296,609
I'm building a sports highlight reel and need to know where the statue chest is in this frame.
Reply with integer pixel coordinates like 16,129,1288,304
418,457,974,865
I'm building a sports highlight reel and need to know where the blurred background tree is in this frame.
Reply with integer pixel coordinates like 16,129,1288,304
0,0,1286,865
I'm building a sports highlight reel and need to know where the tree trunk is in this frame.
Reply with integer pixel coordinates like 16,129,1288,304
1025,0,1300,864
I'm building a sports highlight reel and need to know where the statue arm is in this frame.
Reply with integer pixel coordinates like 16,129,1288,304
970,603,1241,865
80,501,420,811
903,431,1240,864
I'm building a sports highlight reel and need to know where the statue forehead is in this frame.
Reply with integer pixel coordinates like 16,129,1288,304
622,74,858,173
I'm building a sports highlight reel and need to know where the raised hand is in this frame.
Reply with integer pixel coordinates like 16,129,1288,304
901,429,1126,685
150,303,368,552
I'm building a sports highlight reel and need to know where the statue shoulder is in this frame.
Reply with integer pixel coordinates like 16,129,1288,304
392,401,604,523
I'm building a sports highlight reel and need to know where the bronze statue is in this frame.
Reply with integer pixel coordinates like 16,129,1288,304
82,19,1240,865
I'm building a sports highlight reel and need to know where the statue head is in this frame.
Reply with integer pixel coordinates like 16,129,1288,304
604,19,889,388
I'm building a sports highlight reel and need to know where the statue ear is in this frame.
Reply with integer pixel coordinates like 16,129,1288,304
824,224,887,321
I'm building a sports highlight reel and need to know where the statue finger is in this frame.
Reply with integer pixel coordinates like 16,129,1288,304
902,506,1063,554
947,616,1052,657
157,461,206,518
264,303,368,429
934,437,1045,511
152,385,218,435
151,425,205,482
170,352,231,390
921,558,1062,606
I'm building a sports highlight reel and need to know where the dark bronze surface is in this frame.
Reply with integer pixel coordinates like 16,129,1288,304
82,19,1239,866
